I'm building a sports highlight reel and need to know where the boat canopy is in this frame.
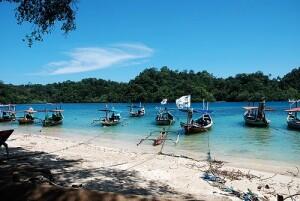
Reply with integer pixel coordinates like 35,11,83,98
243,106,273,111
128,105,144,108
50,109,64,112
24,109,37,113
285,107,300,112
0,104,16,107
243,106,258,110
179,108,213,114
99,109,120,113
1,110,16,114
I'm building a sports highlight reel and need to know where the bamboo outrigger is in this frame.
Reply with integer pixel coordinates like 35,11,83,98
137,128,180,149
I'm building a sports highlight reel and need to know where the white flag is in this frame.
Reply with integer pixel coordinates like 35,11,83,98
161,98,167,105
176,95,191,109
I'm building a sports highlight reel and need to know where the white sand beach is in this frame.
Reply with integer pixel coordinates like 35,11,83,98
3,131,300,201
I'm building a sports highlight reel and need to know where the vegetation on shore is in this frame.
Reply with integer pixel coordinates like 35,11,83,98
0,66,300,104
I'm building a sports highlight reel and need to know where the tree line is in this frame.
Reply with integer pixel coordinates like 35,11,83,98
0,66,299,104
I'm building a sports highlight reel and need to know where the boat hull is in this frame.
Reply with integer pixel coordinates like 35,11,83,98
100,120,120,126
43,120,63,127
244,116,270,127
156,119,175,126
130,112,144,117
287,120,300,130
0,118,13,123
0,129,14,142
18,118,34,125
180,122,212,135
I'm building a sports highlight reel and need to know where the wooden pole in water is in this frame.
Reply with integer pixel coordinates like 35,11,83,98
296,101,298,118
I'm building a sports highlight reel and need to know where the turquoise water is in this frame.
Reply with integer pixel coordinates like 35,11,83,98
1,102,299,164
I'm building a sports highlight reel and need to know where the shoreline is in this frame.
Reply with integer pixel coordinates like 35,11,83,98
37,129,300,172
3,130,300,200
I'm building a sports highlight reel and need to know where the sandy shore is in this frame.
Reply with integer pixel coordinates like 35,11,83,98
2,131,300,201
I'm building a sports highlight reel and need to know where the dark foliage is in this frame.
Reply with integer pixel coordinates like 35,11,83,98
1,0,77,47
0,67,299,104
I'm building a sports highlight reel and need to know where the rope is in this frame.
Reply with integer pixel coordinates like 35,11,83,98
6,134,102,160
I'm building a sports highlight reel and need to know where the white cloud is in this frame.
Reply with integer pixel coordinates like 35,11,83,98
44,43,153,75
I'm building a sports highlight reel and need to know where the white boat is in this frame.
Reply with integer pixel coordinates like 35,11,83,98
129,103,145,117
285,100,300,130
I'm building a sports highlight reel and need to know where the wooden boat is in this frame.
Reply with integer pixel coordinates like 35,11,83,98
285,100,300,130
137,129,180,149
18,107,36,125
155,108,175,125
0,129,14,143
43,109,64,127
153,130,167,146
177,96,213,134
99,108,121,126
0,129,14,155
180,109,213,134
42,104,64,127
0,104,16,122
129,103,145,117
243,100,271,127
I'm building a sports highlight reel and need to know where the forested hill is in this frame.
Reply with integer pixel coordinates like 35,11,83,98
1,66,300,104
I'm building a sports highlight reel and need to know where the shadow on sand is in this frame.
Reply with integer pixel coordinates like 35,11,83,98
0,147,198,201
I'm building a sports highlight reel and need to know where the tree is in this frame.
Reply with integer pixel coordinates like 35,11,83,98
1,0,77,47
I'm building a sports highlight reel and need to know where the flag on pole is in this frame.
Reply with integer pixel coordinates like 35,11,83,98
176,95,191,109
161,98,167,105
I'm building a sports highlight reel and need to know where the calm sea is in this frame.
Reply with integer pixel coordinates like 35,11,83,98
1,102,299,165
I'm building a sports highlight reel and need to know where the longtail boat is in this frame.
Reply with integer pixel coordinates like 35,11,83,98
129,103,145,117
0,104,16,122
98,107,121,126
155,99,175,125
177,96,213,134
18,107,37,125
42,104,64,127
156,108,175,125
243,100,272,127
285,100,300,130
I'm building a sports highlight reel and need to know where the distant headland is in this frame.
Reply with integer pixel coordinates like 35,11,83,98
0,66,299,104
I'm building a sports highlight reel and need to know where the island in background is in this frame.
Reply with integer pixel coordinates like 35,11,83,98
0,66,300,104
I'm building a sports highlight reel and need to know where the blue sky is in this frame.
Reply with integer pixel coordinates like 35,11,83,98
0,0,300,84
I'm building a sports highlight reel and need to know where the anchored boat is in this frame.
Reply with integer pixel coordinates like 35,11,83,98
98,107,121,126
42,104,64,127
177,95,213,134
285,100,300,130
155,99,175,125
0,104,16,122
243,100,272,127
129,103,145,117
156,108,175,125
18,107,37,125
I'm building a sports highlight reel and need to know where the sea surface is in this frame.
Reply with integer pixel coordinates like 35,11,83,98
1,102,300,165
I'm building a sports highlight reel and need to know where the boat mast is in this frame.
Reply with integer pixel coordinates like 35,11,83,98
296,100,298,118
